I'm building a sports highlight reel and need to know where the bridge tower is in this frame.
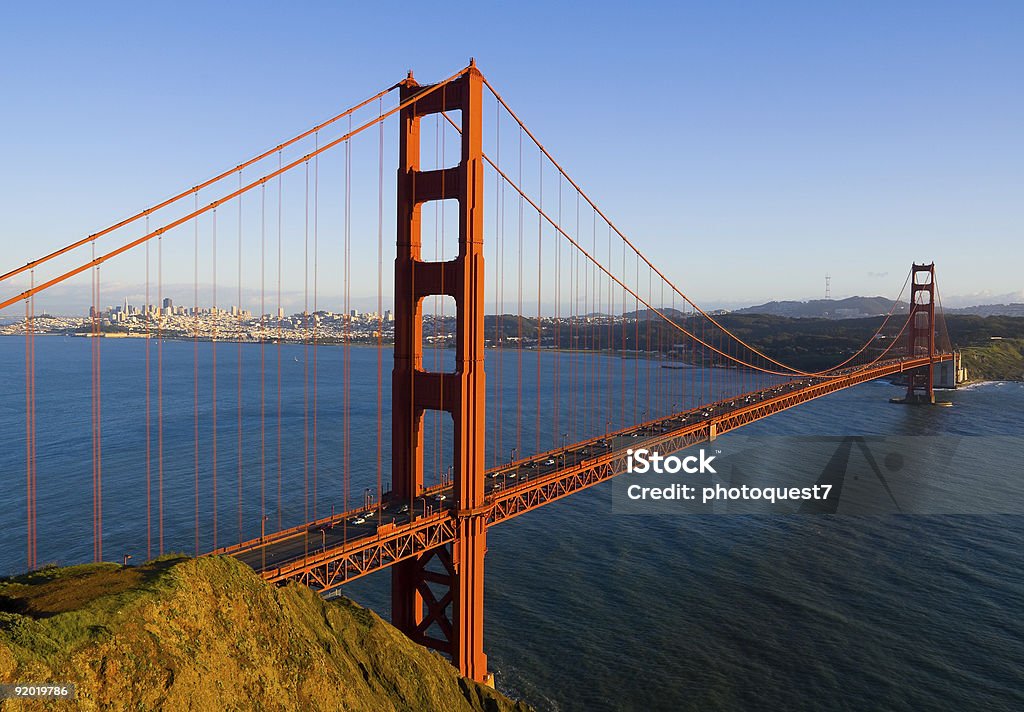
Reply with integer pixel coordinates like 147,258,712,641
904,262,936,404
391,62,490,684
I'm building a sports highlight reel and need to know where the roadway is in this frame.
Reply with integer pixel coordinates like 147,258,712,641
218,354,949,591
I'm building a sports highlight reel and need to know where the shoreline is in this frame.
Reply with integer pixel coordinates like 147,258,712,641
4,334,1022,384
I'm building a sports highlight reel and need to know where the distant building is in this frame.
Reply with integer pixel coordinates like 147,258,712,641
163,297,173,310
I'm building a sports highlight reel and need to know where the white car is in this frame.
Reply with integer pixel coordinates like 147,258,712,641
544,458,555,465
349,516,366,525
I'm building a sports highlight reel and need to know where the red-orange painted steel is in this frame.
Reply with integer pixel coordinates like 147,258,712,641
226,355,951,590
905,263,936,403
391,62,490,684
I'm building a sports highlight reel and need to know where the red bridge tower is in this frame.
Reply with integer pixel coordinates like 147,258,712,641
904,262,936,404
391,62,490,684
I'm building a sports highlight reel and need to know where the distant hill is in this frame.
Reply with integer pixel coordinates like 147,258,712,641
730,297,1024,319
948,303,1024,317
731,296,906,319
623,307,688,320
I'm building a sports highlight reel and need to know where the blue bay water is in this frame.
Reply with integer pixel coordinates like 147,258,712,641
1,336,1022,710
0,336,767,565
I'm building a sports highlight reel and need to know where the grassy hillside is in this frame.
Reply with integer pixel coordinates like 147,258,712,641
0,556,531,712
960,338,1024,382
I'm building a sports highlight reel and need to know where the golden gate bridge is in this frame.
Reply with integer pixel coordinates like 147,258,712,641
0,60,952,685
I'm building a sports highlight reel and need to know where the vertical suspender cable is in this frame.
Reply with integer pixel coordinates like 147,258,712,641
237,170,244,544
604,235,610,428
91,245,103,562
98,261,102,562
24,273,36,570
260,182,267,552
158,218,164,555
193,199,200,555
493,100,503,466
573,192,581,441
277,151,283,530
313,137,321,521
145,221,151,560
302,160,310,557
620,238,626,431
30,280,36,569
536,150,542,455
343,116,352,532
633,255,639,425
377,97,385,520
212,208,219,551
516,125,523,457
553,175,561,448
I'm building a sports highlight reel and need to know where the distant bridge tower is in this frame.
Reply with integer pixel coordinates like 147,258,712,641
904,263,936,403
391,62,490,684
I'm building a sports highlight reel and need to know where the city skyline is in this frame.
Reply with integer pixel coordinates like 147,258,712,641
4,279,1022,320
88,296,395,322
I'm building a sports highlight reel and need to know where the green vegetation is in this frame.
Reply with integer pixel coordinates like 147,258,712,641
730,295,904,318
0,556,531,712
941,315,1024,345
483,313,1024,379
710,314,1024,379
959,338,1024,382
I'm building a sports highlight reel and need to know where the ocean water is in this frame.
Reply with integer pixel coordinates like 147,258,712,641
1,336,1022,710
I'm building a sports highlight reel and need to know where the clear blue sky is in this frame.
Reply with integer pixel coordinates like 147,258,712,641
1,1,1021,313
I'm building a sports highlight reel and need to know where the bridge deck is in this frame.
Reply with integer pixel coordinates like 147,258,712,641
217,355,948,593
